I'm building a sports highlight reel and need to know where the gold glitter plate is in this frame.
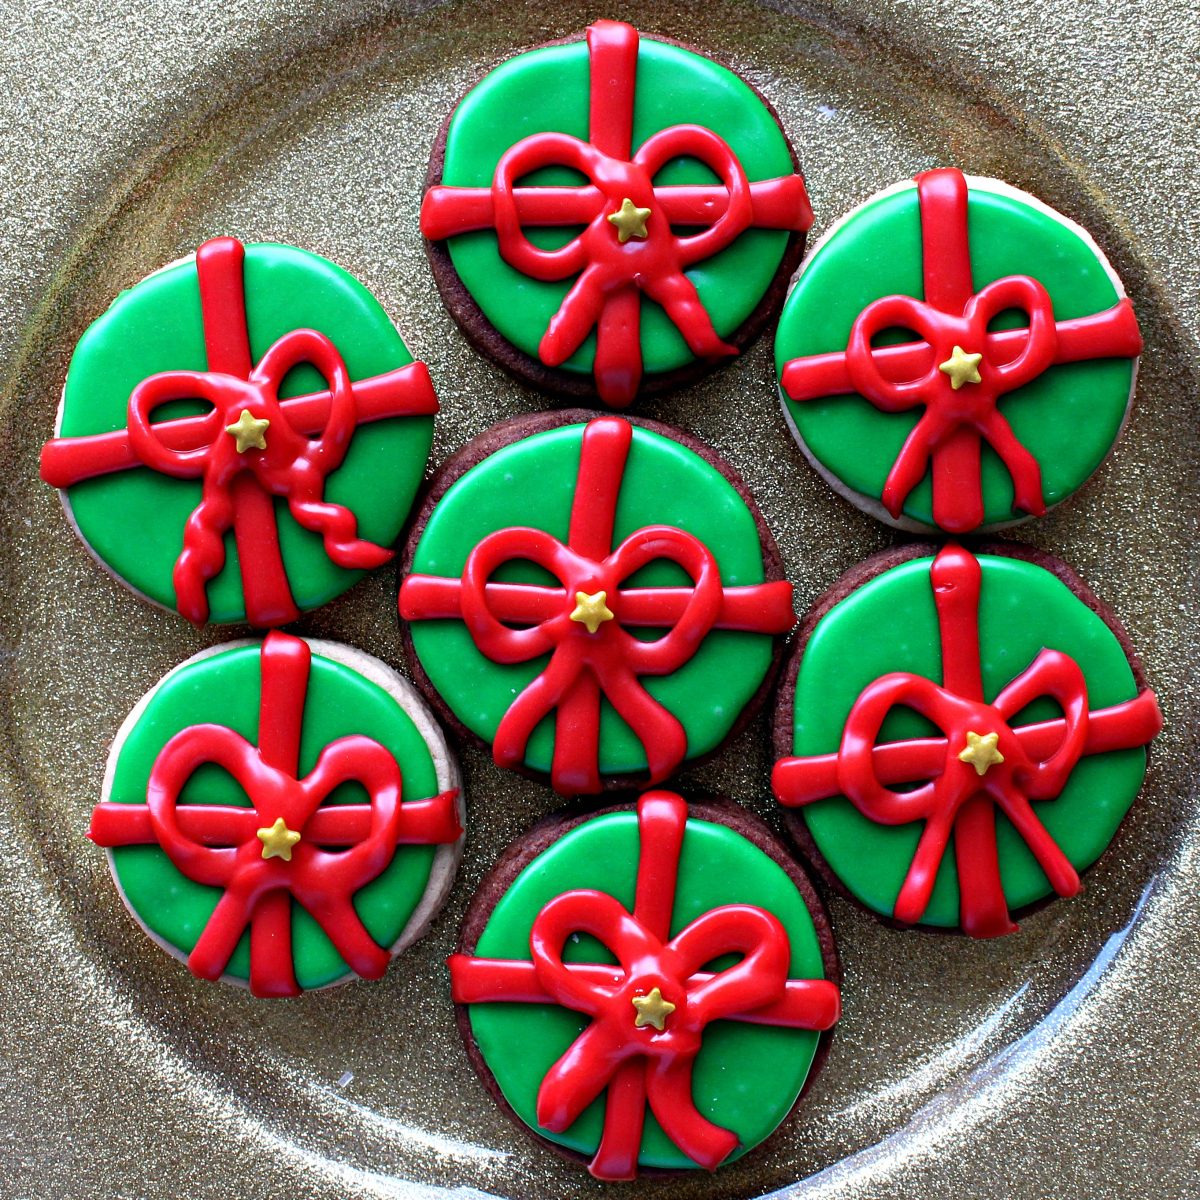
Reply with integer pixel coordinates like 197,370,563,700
2,2,1198,1196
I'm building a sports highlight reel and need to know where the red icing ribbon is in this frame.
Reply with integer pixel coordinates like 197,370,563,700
399,416,795,794
421,20,813,407
448,791,840,1180
780,168,1142,532
41,237,440,626
771,545,1162,937
89,632,461,997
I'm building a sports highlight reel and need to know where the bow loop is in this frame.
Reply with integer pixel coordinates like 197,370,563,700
837,672,970,823
531,890,659,1015
461,528,579,661
846,295,947,410
964,275,1058,390
606,525,723,674
128,372,234,477
992,648,1090,797
251,328,358,471
146,723,278,886
298,735,405,887
633,124,752,265
493,133,600,278
666,904,790,1025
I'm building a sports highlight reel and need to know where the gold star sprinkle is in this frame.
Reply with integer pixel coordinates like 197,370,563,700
569,590,614,634
607,197,651,243
256,817,301,861
938,345,984,390
225,409,270,453
632,986,676,1031
958,730,1005,777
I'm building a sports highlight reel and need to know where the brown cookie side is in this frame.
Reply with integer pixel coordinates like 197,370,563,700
398,408,795,795
771,538,1160,935
451,794,841,1178
421,27,808,402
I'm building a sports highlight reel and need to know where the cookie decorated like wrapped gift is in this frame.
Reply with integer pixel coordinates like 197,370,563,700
772,543,1162,936
421,19,812,406
776,168,1142,533
88,632,463,996
449,790,840,1180
399,411,795,795
41,237,438,626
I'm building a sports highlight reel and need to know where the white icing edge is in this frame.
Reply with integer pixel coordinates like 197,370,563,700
101,637,464,995
776,173,1138,534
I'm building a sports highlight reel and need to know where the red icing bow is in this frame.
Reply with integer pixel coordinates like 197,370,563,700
780,168,1142,532
449,791,840,1180
421,20,813,406
89,632,461,997
772,545,1162,937
41,237,440,626
399,416,795,794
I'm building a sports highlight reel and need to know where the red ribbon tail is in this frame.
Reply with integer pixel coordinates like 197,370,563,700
892,804,957,926
646,1057,738,1172
188,889,253,982
536,1021,626,1134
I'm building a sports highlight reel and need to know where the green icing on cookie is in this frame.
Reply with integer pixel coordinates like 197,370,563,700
468,810,826,1169
792,554,1146,926
776,181,1134,528
441,35,794,375
108,643,439,989
408,421,774,776
60,244,433,622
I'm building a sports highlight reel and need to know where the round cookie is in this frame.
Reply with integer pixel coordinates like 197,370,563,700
88,631,463,996
776,168,1142,534
449,789,841,1180
398,409,795,795
421,19,812,407
41,237,439,626
771,542,1162,937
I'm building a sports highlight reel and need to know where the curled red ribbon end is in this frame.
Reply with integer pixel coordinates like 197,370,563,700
420,20,813,407
448,790,840,1180
400,416,795,795
90,632,462,997
41,238,440,627
780,168,1142,533
772,544,1162,937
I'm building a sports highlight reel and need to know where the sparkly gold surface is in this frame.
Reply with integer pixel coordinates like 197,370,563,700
0,1,1197,1197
